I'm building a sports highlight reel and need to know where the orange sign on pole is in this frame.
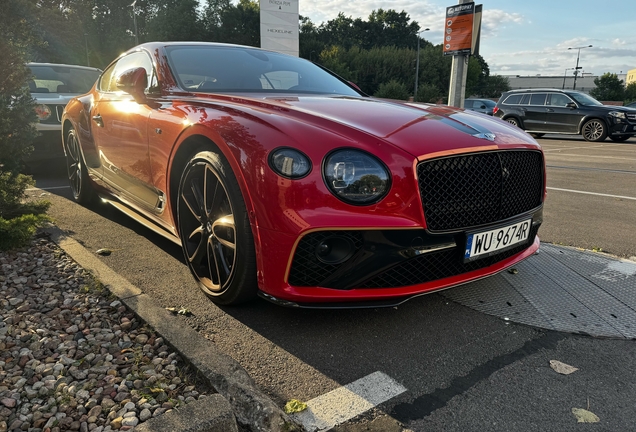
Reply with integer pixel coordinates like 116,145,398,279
443,2,475,56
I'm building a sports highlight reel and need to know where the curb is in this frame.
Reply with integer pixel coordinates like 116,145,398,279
45,227,298,432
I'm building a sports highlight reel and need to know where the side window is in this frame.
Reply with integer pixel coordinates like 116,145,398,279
99,63,117,92
549,93,571,107
519,94,530,105
530,93,547,105
504,94,522,105
99,51,156,93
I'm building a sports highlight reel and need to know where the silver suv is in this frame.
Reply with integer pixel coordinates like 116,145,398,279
28,63,101,162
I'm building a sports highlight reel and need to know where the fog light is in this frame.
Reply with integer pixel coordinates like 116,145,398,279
315,235,355,264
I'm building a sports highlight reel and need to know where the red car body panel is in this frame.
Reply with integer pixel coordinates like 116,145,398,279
62,42,545,306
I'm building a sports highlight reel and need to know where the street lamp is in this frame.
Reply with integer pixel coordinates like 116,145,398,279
568,45,592,90
562,67,575,89
413,28,430,102
130,1,139,45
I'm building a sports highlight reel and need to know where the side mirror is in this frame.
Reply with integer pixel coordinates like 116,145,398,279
480,105,486,109
116,67,148,102
566,102,577,109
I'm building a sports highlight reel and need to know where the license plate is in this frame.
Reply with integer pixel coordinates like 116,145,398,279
465,219,531,260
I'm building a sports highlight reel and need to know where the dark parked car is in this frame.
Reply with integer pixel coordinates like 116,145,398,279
62,42,545,307
626,101,636,109
27,63,101,162
465,98,496,115
494,89,636,142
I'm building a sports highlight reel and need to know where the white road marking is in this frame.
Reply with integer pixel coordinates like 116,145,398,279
542,144,624,152
291,371,407,432
547,187,636,201
544,153,636,161
26,186,70,191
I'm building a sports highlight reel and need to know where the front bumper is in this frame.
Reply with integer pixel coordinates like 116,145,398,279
257,207,543,306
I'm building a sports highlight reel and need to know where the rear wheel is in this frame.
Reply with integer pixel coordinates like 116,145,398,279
609,135,631,142
581,119,607,142
64,127,95,204
505,117,521,128
177,151,257,305
530,133,544,138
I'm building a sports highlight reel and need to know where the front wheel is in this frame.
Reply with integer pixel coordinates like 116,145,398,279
177,151,257,305
64,127,95,204
530,133,545,139
609,135,631,142
581,119,607,142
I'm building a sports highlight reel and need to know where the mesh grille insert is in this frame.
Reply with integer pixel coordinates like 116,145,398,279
418,150,543,231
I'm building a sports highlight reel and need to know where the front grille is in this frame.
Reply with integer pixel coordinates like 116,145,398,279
360,225,539,288
627,113,636,122
417,150,543,232
288,231,364,287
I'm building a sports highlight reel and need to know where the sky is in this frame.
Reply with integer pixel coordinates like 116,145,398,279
293,0,636,77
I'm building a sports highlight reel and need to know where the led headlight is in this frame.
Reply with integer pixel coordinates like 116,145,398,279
609,111,626,120
35,104,51,121
269,147,311,179
323,149,390,205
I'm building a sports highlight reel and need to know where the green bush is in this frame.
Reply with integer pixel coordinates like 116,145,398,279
416,83,441,103
0,171,50,251
374,80,409,100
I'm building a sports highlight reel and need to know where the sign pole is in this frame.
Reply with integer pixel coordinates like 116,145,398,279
445,0,475,108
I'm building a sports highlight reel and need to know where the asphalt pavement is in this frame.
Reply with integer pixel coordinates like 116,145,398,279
29,135,636,432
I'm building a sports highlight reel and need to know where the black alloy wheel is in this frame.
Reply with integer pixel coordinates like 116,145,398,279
177,151,257,305
582,119,607,142
64,127,95,204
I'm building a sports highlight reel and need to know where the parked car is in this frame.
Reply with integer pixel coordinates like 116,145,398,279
465,98,496,115
27,63,101,162
62,42,545,307
493,88,636,142
625,101,636,109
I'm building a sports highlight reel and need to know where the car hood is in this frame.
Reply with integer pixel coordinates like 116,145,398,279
196,94,538,157
586,104,635,113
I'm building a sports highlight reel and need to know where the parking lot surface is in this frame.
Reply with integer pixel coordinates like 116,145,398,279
30,135,636,431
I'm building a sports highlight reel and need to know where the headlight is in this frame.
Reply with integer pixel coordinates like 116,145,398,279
269,147,311,179
35,104,51,121
609,111,626,120
323,149,390,205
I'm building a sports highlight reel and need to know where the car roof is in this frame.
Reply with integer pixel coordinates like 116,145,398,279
503,88,582,94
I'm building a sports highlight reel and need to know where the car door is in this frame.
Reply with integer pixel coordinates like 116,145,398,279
91,51,161,212
522,93,548,131
544,93,581,133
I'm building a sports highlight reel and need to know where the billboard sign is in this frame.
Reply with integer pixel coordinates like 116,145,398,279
260,0,299,57
443,2,475,56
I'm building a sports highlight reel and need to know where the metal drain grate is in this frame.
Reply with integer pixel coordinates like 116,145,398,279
441,244,636,339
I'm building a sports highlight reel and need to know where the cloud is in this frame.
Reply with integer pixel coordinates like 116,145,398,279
612,38,627,46
480,9,524,38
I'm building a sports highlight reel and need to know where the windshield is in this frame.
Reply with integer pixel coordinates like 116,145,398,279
165,45,361,96
28,65,101,94
566,92,603,106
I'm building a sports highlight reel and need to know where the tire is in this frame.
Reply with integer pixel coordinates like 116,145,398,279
530,133,544,138
581,119,607,142
177,151,257,305
505,117,521,128
64,127,95,204
609,135,631,142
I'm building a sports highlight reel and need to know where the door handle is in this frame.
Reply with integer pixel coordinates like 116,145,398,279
92,114,104,127
546,109,554,112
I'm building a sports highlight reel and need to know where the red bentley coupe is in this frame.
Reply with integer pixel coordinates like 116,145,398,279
62,42,545,307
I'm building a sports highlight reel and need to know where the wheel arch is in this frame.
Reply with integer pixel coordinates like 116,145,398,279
503,114,524,129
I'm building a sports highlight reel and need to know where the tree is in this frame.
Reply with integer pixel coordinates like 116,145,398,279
0,0,50,250
624,82,636,104
590,73,625,102
146,0,205,42
374,80,409,100
481,75,510,98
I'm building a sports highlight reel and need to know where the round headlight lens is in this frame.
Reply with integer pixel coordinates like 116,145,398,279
269,148,311,179
323,149,390,205
35,104,51,121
